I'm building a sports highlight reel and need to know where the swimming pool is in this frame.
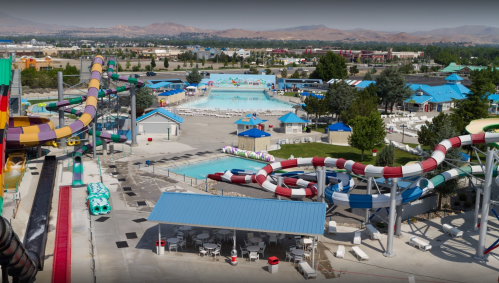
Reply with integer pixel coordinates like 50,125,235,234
31,105,51,113
181,89,294,110
168,156,267,180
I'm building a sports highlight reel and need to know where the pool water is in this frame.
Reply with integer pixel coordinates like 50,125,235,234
168,156,267,180
182,89,294,110
31,105,51,113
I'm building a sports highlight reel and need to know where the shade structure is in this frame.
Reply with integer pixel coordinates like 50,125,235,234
238,128,271,151
328,122,352,145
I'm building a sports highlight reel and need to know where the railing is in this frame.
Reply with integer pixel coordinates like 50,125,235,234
88,212,97,283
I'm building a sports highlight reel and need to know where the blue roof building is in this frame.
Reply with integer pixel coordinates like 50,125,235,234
278,112,309,134
238,128,271,151
234,114,267,134
136,108,183,136
327,122,352,145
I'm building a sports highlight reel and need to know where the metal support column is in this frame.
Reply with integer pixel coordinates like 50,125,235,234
474,188,481,232
92,116,97,159
36,146,41,158
316,167,326,203
365,177,372,223
311,236,316,270
102,141,107,156
158,224,161,255
276,176,283,200
57,71,66,148
475,148,495,260
130,84,138,147
395,203,403,238
383,178,397,257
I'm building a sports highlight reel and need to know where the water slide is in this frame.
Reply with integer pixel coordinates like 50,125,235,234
0,56,142,281
208,169,354,198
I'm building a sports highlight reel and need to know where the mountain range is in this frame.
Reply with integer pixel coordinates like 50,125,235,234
1,12,499,44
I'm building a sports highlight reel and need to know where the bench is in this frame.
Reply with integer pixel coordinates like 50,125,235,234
443,224,463,238
328,221,337,235
353,231,361,245
366,224,380,240
409,237,432,252
298,262,317,279
335,245,345,258
351,246,369,261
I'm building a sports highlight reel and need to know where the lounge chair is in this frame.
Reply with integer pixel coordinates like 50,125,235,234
336,245,345,258
409,237,432,252
366,224,380,240
328,221,337,235
298,262,317,279
351,246,369,261
353,231,361,245
443,224,463,238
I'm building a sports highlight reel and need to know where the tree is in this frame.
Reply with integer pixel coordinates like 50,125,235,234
265,68,272,75
145,65,151,71
341,85,379,125
371,67,377,74
300,71,308,78
186,68,202,84
348,112,386,161
309,51,348,81
362,72,373,80
325,82,355,121
126,60,131,70
201,57,205,66
450,70,494,136
135,87,155,110
190,59,194,68
280,69,287,79
303,96,328,129
163,57,169,69
375,144,395,167
376,67,413,113
137,60,141,70
349,65,359,76
117,63,124,72
420,65,429,73
417,112,462,209
290,70,300,79
150,56,156,70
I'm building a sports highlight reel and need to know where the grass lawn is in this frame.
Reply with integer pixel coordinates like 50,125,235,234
283,92,299,97
309,124,328,133
272,143,419,166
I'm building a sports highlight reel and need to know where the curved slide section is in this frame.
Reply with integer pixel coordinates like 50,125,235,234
72,139,108,186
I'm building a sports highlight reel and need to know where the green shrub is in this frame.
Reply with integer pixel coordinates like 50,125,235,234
375,222,385,228
443,203,450,209
454,201,461,206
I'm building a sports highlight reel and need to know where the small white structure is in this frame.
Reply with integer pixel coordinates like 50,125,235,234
278,112,309,134
335,245,345,258
366,224,381,240
353,231,361,245
351,246,369,261
328,122,352,145
443,224,463,238
136,108,183,136
328,221,337,235
298,262,317,279
409,237,432,252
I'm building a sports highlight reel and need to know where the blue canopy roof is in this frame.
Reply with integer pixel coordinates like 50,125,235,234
234,114,267,125
278,112,309,123
445,74,464,81
148,192,327,236
137,108,183,124
328,122,352,132
146,82,172,89
300,92,310,96
238,128,271,138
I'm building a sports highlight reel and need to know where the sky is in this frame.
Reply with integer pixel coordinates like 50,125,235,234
3,0,499,32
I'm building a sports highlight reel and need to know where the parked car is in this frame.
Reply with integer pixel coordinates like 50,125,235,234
304,69,309,72
287,67,293,70
146,72,156,76
133,74,140,78
297,68,303,71
244,71,250,74
278,68,284,72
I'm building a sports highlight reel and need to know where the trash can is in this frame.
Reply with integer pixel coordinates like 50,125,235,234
146,160,150,167
267,256,279,274
156,240,165,255
295,93,299,97
324,127,329,134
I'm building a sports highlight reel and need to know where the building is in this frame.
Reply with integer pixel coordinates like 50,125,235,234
136,108,183,136
278,112,309,134
234,114,267,134
20,56,53,70
237,128,271,151
195,48,251,60
404,74,470,112
327,122,352,145
439,62,499,75
278,78,323,90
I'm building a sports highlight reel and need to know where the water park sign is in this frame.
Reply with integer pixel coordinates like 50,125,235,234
210,74,276,87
